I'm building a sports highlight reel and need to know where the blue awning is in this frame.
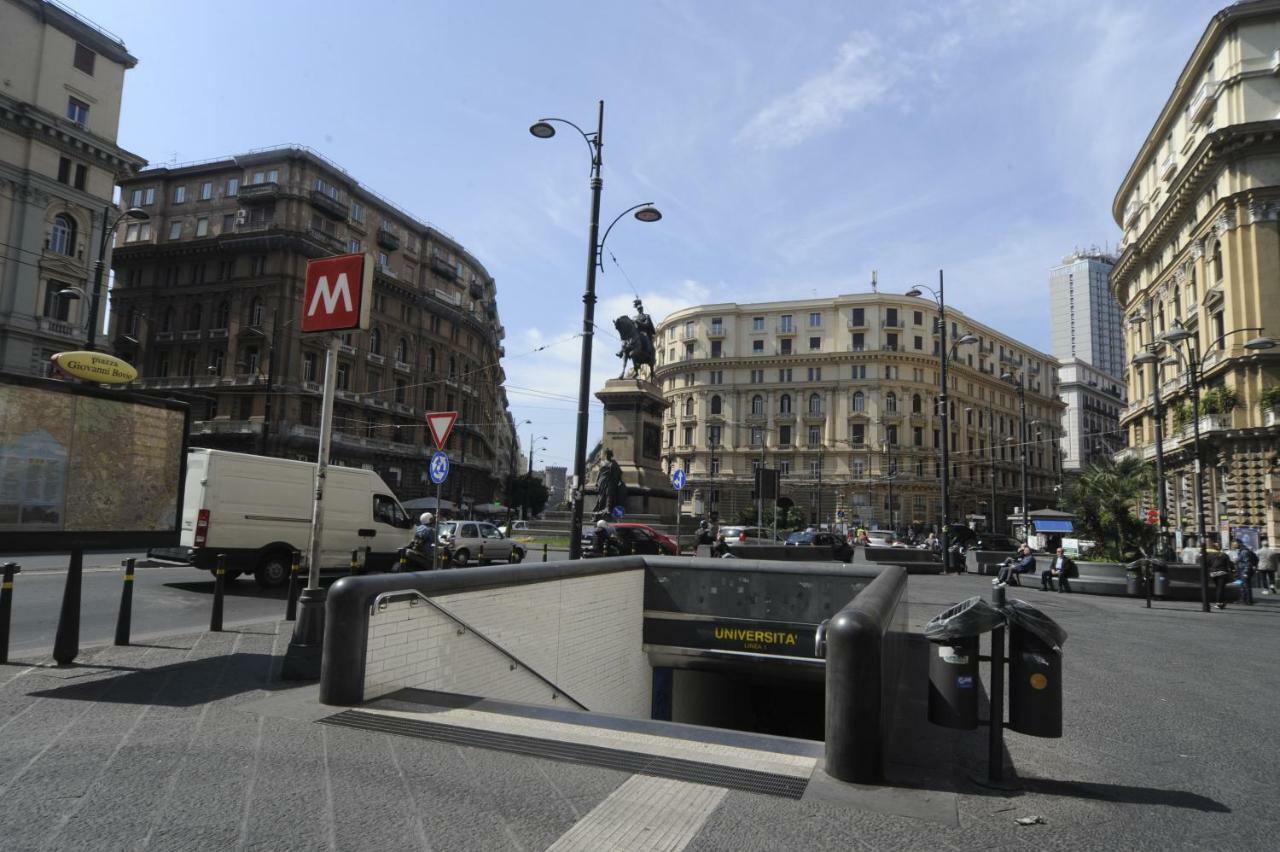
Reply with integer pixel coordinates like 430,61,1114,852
1033,519,1074,533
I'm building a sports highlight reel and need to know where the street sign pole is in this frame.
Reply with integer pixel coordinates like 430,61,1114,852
434,479,442,570
306,334,339,590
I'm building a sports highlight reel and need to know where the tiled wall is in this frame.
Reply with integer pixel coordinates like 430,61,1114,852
363,570,652,716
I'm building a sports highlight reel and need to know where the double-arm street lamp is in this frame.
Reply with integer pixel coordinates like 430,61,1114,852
906,273,977,570
59,205,149,351
1000,365,1032,541
530,102,662,559
1154,322,1274,612
966,405,1000,535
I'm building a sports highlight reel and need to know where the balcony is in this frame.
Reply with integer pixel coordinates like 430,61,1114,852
308,228,345,253
209,328,229,339
180,329,201,341
775,324,797,336
1158,151,1177,181
338,343,356,356
302,381,321,393
376,228,400,251
393,360,411,373
847,342,866,352
1203,281,1224,306
309,189,347,220
335,389,360,402
375,264,397,280
881,319,904,329
430,254,457,280
155,331,175,342
847,316,867,330
469,282,485,301
707,324,725,338
1188,79,1219,124
367,352,385,366
191,419,263,437
1123,198,1144,228
36,317,81,339
236,182,279,203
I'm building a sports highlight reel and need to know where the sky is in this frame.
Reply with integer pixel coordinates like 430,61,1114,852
71,0,1225,472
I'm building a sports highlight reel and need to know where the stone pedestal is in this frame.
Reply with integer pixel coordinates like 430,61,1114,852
595,378,676,522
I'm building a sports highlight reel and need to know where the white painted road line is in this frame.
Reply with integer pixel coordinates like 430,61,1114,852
546,775,727,852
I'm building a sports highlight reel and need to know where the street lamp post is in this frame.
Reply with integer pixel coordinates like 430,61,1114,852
60,206,148,351
1132,346,1168,558
1001,368,1030,541
1157,323,1274,612
530,103,661,559
906,273,977,570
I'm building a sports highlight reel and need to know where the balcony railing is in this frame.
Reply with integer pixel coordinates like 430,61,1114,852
1158,151,1177,181
367,352,385,365
309,189,347,220
707,324,725,338
376,228,400,251
393,360,411,373
308,228,345,253
237,182,280,203
1188,79,1219,124
36,317,81,339
191,419,263,436
776,324,796,335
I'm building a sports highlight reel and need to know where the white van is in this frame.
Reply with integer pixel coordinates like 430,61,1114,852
151,449,413,587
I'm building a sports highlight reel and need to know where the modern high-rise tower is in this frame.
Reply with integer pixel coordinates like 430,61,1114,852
1049,248,1124,377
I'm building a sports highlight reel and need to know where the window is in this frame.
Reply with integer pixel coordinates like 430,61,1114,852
913,426,923,447
852,391,865,412
750,370,764,383
886,333,898,351
123,221,151,243
49,214,76,256
809,312,822,327
779,426,792,446
369,327,382,355
227,177,239,196
913,310,923,325
752,316,764,331
249,256,266,275
683,426,693,445
73,43,96,75
851,365,866,379
208,349,225,377
809,336,821,351
850,307,865,326
251,169,279,184
66,96,89,128
249,297,264,328
303,352,318,383
851,332,864,351
852,459,866,477
914,336,923,350
912,394,922,414
886,307,898,326
709,370,723,384
708,425,722,446
780,459,792,475
173,185,187,204
710,340,722,358
753,340,764,354
378,251,389,268
245,347,260,375
314,178,341,200
57,157,71,184
807,367,821,382
130,189,143,207
779,394,792,414
885,392,898,413
199,181,213,200
186,303,202,331
683,397,694,417
195,217,209,237
336,362,349,390
886,425,898,445
348,239,362,254
42,282,71,320
168,221,182,240
751,394,764,415
779,368,792,382
780,314,794,332
1212,241,1223,281
396,338,409,363
710,318,723,335
710,395,722,415
780,339,793,355
351,202,365,223
849,423,865,445
808,425,822,445
750,426,763,446
808,393,822,414
69,162,85,191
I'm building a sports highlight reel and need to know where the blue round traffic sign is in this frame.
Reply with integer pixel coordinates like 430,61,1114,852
671,469,686,491
429,451,450,485
612,505,625,519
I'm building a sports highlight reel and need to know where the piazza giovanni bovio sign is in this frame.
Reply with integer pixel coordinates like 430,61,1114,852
51,351,138,385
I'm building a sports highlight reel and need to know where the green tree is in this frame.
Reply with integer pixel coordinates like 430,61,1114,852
736,504,806,532
505,473,549,519
1062,456,1155,561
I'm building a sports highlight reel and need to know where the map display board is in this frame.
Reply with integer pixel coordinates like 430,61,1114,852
0,374,189,550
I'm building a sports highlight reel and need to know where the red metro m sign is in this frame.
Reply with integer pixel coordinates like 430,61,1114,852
302,253,373,333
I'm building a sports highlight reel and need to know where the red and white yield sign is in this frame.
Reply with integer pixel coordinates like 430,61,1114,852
425,411,458,448
302,253,373,333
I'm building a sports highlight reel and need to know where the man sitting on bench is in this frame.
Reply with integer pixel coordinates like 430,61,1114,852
995,544,1037,586
1041,547,1074,592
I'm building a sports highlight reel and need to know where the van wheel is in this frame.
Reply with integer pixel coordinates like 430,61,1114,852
510,547,524,564
452,548,469,567
255,552,291,588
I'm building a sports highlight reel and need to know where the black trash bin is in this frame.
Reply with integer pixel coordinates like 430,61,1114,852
924,597,1003,731
1153,571,1170,597
1125,570,1142,596
1008,625,1062,737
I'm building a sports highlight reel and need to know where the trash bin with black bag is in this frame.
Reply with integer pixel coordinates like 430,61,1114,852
924,597,1004,729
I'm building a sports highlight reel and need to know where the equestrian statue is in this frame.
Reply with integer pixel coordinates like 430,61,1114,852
614,299,656,381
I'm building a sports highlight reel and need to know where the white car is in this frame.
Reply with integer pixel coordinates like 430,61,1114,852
498,520,530,536
438,521,527,566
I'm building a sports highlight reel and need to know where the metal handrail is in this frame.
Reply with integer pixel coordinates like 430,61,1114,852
369,589,588,710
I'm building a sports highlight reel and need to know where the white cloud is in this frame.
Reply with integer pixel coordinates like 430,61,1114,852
736,33,889,150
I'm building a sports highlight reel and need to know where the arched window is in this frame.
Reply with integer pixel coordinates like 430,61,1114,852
428,348,437,373
1188,265,1197,298
249,297,264,328
885,392,898,413
852,391,865,412
161,306,174,332
186,303,202,331
912,394,922,414
779,394,792,414
808,393,822,414
710,395,722,415
50,214,76,256
751,394,764,415
683,397,694,417
370,327,382,355
396,338,408,363
448,355,457,378
1212,241,1223,282
214,301,229,329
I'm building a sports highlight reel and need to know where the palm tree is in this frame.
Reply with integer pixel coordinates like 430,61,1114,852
1065,457,1155,561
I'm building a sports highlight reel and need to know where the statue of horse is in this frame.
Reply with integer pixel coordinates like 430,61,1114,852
614,314,656,381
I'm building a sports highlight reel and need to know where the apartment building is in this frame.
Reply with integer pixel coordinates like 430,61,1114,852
108,146,515,505
1111,0,1280,543
654,294,1064,532
1057,359,1127,471
0,0,145,374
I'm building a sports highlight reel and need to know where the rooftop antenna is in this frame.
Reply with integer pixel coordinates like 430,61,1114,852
871,270,878,293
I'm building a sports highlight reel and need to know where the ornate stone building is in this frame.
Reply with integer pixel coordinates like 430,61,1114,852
1112,0,1280,544
654,294,1064,532
108,146,514,505
0,0,145,374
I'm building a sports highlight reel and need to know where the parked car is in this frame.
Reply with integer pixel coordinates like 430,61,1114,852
717,525,784,543
498,520,530,536
784,530,854,562
864,530,897,547
580,523,679,556
437,521,527,566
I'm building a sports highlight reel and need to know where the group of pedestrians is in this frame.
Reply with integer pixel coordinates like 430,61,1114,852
1208,538,1271,609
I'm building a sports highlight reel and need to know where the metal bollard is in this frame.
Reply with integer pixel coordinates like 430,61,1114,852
285,551,301,621
350,549,359,576
114,558,136,646
211,553,226,632
1,562,19,664
542,543,548,563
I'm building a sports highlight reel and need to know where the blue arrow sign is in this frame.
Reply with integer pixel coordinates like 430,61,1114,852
429,451,450,485
671,469,686,491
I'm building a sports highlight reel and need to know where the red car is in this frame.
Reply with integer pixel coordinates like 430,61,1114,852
611,522,680,556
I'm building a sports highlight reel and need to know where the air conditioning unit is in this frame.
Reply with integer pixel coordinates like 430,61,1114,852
234,209,248,225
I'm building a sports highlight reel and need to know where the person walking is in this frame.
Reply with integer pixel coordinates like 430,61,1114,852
1257,540,1277,594
1208,542,1234,609
1234,538,1258,605
1042,547,1074,592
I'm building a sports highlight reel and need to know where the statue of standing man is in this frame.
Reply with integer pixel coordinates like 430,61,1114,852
592,447,626,520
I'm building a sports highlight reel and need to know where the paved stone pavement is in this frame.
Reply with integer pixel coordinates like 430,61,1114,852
0,572,1275,851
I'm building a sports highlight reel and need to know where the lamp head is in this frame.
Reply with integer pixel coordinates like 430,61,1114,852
122,207,149,221
1160,356,1178,368
528,121,556,139
1000,372,1014,382
1160,322,1194,344
633,205,662,223
1127,314,1146,326
1131,351,1159,366
904,286,923,298
955,333,979,345
57,287,84,300
1244,335,1276,350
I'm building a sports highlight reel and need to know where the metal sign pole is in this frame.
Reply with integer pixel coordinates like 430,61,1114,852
674,487,681,554
435,480,442,570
